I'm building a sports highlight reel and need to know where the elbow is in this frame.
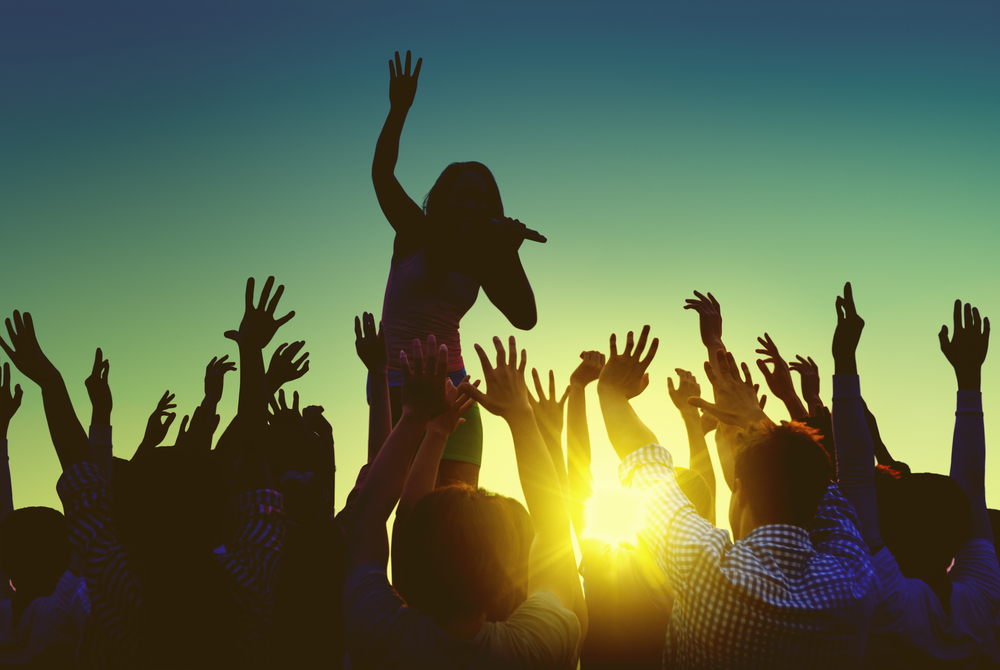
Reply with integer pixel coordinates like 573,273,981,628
509,307,537,331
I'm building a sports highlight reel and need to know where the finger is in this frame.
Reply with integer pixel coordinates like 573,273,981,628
412,338,425,377
457,382,488,408
667,376,676,393
844,282,855,316
835,296,845,321
437,343,448,378
256,276,274,312
687,397,718,416
702,359,719,387
548,369,557,400
726,352,741,382
299,360,310,376
102,359,110,380
12,384,21,405
269,394,280,415
741,362,754,386
939,325,950,350
756,359,771,378
609,333,618,358
558,385,570,406
278,388,289,411
953,299,962,334
692,290,708,303
633,325,650,360
395,51,402,78
355,316,362,342
532,368,545,400
413,57,422,80
268,283,285,315
292,390,300,414
623,331,635,357
164,413,176,431
364,313,378,339
508,335,517,368
709,292,720,309
640,337,658,369
964,302,973,332
473,343,493,376
759,395,768,410
973,306,982,332
0,333,13,359
275,311,295,328
405,49,411,75
92,348,102,376
984,317,991,341
519,349,527,374
178,415,190,436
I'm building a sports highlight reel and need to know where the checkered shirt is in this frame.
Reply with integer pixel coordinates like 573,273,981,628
619,445,878,669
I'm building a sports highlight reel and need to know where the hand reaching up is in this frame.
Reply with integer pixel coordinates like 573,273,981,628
269,389,308,429
267,342,309,393
688,350,770,430
596,326,658,399
528,369,569,443
224,277,295,350
832,282,864,374
354,312,387,372
458,336,532,421
1,362,23,434
684,291,723,349
789,355,822,413
136,391,177,456
388,50,422,110
755,333,807,420
428,378,478,438
84,347,112,424
399,336,450,421
940,300,990,391
0,311,60,386
667,368,702,421
204,355,236,404
174,404,220,453
570,351,605,388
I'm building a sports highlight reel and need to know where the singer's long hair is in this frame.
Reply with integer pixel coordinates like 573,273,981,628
421,162,504,283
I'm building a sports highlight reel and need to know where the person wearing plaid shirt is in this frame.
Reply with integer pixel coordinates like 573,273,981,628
595,326,878,669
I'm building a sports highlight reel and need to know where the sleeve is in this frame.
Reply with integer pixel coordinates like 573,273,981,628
832,374,882,550
809,483,876,577
618,444,729,595
499,590,581,669
88,424,114,481
56,462,114,559
949,538,1000,621
343,562,417,668
221,489,285,600
950,391,991,540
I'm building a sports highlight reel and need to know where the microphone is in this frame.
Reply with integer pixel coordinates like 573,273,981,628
486,218,547,244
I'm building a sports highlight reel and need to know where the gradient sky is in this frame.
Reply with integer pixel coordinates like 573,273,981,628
2,0,999,536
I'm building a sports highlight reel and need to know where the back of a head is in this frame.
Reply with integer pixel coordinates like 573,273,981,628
0,507,70,593
393,485,518,625
734,422,833,528
879,472,971,579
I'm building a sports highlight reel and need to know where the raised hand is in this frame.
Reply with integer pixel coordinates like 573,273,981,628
1,362,23,434
428,378,478,437
388,50,422,110
667,368,702,421
939,300,990,391
224,277,295,350
174,404,221,452
204,355,237,404
755,333,807,420
84,347,112,425
400,336,450,421
684,291,723,349
137,391,177,454
789,355,822,412
266,342,309,392
268,388,308,429
832,282,865,374
354,312,387,372
596,326,658,400
0,311,59,386
570,351,605,388
458,336,532,421
528,369,569,443
688,349,770,430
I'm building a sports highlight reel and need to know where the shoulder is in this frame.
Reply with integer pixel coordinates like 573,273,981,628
490,591,580,667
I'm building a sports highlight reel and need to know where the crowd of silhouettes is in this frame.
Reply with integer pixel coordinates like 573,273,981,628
0,49,998,670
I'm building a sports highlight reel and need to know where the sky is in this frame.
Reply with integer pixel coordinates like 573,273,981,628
2,0,999,536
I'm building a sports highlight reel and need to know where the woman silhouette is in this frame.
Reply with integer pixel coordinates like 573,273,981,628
371,50,540,488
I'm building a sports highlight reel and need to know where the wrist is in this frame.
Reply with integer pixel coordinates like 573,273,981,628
91,410,111,426
679,408,701,424
833,354,857,375
569,380,591,391
398,407,432,426
503,403,535,425
955,369,982,392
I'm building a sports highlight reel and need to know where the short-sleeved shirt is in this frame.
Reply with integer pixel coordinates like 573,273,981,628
0,569,90,666
343,563,580,669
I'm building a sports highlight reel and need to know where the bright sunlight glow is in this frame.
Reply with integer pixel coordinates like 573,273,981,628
581,485,650,549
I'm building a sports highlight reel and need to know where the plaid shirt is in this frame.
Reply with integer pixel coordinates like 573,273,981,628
57,462,284,669
619,445,878,670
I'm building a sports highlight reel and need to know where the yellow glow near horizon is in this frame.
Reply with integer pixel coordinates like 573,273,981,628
581,485,650,549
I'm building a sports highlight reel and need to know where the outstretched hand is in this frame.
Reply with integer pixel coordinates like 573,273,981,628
667,368,702,420
1,362,23,431
939,300,990,391
570,351,605,388
528,368,569,443
755,333,807,419
174,404,221,453
832,282,864,374
688,349,770,430
354,312,387,372
205,355,237,404
400,336,450,421
458,336,532,421
0,311,60,386
137,391,177,454
84,347,112,423
267,342,310,392
428,378,478,437
789,355,822,412
224,277,295,350
684,291,723,348
269,389,308,429
596,325,658,399
388,50,422,110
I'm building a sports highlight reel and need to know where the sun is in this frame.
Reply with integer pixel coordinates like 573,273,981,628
581,485,650,549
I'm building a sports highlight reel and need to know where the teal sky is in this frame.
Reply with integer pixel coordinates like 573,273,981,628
2,1,998,534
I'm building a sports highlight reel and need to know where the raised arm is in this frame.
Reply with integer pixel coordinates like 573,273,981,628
356,313,391,463
828,282,882,549
567,351,604,540
133,390,177,459
265,342,308,399
85,347,114,477
596,327,659,461
372,50,426,259
351,336,449,570
790,355,824,416
0,362,22,522
459,336,584,636
755,333,809,421
1,311,90,470
940,299,991,541
684,291,726,377
527,368,570,497
667,368,716,524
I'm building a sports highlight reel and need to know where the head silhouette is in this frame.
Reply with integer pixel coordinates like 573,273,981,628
393,484,519,626
729,422,833,540
0,507,70,594
423,162,504,237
